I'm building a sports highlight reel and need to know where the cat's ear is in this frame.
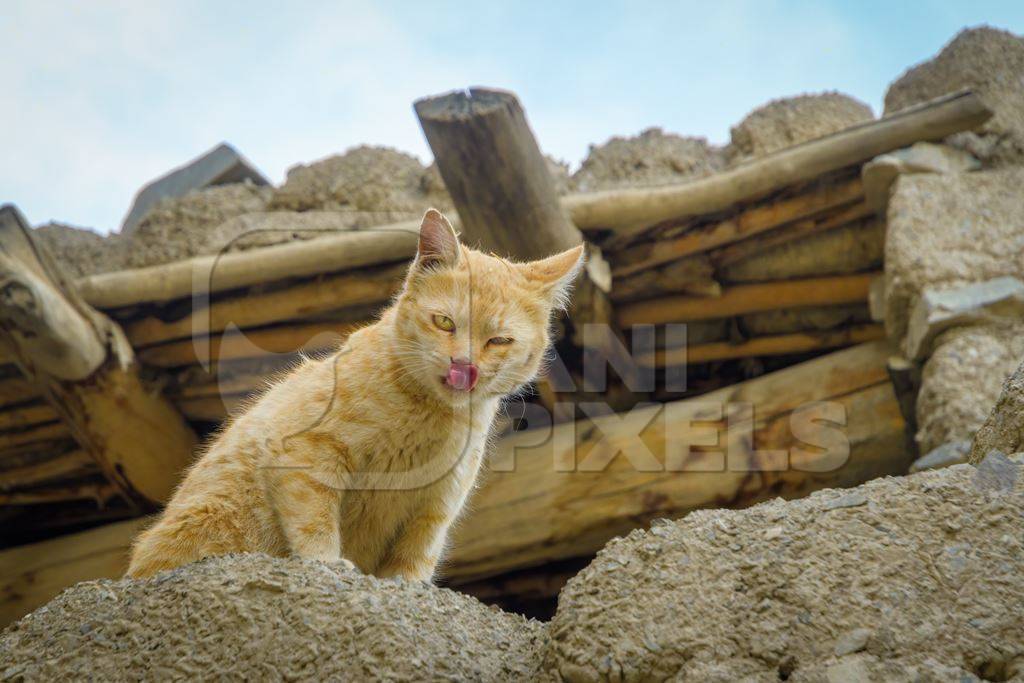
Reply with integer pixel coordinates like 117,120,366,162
520,244,586,308
415,208,460,270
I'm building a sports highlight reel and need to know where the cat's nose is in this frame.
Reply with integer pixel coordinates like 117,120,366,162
447,357,479,391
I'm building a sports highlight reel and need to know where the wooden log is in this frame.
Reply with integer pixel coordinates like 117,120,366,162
0,369,39,410
137,320,365,368
415,87,581,259
616,272,877,327
0,205,197,505
709,203,874,269
563,91,991,235
609,204,872,303
638,324,885,367
445,341,907,582
0,449,96,491
0,481,119,506
76,223,420,310
124,262,405,348
0,422,69,451
611,177,864,277
0,401,59,432
0,516,149,626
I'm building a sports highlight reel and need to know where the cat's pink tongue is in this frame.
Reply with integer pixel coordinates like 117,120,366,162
446,361,479,391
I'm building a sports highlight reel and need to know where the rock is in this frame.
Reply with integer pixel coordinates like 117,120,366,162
861,142,980,213
0,554,545,681
569,128,725,193
883,166,1024,345
726,91,874,164
910,440,970,473
884,26,1024,166
973,450,1020,492
833,628,872,657
916,324,1024,454
542,458,1024,681
904,276,1024,360
121,143,268,235
970,358,1024,464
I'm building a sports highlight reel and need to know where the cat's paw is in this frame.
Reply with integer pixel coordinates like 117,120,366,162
329,557,357,573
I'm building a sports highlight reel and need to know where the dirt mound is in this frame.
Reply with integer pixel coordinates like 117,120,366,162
884,167,1024,345
970,358,1024,464
727,92,874,164
544,454,1024,681
569,128,725,193
0,554,545,681
884,26,1024,165
33,222,125,278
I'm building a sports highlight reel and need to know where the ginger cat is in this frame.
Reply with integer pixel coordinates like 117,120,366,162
128,209,583,580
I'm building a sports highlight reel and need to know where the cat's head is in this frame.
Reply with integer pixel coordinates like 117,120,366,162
391,208,583,404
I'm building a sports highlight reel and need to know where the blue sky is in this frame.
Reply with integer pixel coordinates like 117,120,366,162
2,1,1022,233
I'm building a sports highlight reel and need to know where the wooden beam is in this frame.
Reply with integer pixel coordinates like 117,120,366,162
563,90,991,235
137,320,365,368
611,177,864,277
123,262,404,348
0,516,149,626
638,324,885,367
0,449,96,490
616,272,877,327
0,205,197,505
76,223,420,309
0,481,119,506
445,341,907,582
0,401,58,432
609,203,873,303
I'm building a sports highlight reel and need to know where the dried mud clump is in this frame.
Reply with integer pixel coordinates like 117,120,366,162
569,128,726,193
884,26,1024,165
727,92,874,164
0,554,546,681
270,145,444,218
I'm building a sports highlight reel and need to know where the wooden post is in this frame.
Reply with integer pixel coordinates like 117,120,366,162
0,205,197,505
414,87,581,259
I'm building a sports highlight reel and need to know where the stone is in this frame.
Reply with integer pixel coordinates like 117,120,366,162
973,450,1020,492
904,277,1024,360
833,628,872,656
915,324,1024,454
121,143,268,235
910,440,971,473
861,142,979,213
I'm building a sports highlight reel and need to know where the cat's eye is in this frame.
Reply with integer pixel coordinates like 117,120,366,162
433,314,455,332
488,336,514,346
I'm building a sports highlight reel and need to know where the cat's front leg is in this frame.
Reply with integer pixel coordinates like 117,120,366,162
265,468,344,564
375,511,453,582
